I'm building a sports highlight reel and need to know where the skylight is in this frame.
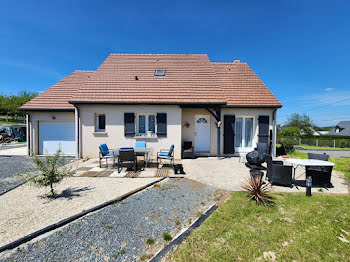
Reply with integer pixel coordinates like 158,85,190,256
154,69,166,76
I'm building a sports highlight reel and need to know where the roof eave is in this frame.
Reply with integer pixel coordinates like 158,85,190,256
68,100,227,106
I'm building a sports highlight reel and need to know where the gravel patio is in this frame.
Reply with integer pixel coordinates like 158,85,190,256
0,178,217,262
0,176,161,247
183,157,348,194
0,156,36,195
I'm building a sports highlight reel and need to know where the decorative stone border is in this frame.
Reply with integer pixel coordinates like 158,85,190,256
0,177,166,253
149,203,218,262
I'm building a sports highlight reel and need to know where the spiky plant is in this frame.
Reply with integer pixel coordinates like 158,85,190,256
241,176,274,205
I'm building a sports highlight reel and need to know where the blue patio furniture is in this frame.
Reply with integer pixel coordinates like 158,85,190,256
135,141,146,148
157,144,174,168
135,141,147,169
99,143,116,168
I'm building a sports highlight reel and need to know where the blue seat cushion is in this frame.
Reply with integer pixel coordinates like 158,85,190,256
99,143,109,156
120,147,133,150
158,152,169,157
135,141,146,148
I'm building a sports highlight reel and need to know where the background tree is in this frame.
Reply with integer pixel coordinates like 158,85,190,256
279,126,301,138
286,113,315,137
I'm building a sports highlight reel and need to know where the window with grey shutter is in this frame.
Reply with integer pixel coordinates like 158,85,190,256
258,115,269,143
124,113,135,136
156,113,167,137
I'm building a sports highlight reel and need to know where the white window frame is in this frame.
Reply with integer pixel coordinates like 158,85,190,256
95,113,106,132
136,113,157,136
235,116,255,153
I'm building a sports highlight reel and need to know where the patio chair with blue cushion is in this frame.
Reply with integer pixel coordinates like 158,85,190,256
135,141,147,169
99,143,116,168
157,144,174,168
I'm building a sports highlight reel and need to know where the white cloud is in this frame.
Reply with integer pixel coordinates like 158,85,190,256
324,88,334,91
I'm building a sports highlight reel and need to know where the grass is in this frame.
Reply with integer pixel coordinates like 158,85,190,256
146,238,155,245
297,145,350,150
163,232,173,241
169,192,350,262
288,150,350,181
0,115,25,125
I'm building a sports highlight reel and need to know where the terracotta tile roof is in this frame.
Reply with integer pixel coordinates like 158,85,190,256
69,54,225,104
20,54,282,110
20,71,94,110
212,62,282,107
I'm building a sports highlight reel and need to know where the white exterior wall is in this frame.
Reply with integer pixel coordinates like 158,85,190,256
28,111,75,155
181,107,276,156
79,104,182,159
220,108,275,155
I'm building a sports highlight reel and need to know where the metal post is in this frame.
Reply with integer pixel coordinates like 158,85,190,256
216,107,221,158
334,140,336,148
316,139,318,147
306,175,312,197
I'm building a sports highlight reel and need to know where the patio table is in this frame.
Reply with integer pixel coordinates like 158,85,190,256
285,159,335,189
112,148,152,168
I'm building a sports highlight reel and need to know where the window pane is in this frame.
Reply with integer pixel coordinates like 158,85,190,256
139,115,146,134
235,118,243,147
148,115,155,133
98,115,105,130
245,118,253,147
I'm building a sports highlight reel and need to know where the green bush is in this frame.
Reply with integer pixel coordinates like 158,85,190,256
279,126,301,138
280,137,296,154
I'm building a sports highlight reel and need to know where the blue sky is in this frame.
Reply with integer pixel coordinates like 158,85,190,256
0,0,349,127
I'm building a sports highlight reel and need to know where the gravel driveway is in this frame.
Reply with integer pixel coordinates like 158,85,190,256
1,178,216,261
0,156,35,195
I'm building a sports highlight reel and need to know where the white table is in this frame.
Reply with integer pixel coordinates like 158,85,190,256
285,158,335,183
112,148,152,168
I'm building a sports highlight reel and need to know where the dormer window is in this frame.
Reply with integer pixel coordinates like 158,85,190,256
154,69,166,76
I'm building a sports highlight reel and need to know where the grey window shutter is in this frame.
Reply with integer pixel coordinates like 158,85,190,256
258,116,269,143
124,113,135,136
156,113,167,137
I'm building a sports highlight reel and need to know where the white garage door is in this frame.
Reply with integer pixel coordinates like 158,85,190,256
39,122,75,155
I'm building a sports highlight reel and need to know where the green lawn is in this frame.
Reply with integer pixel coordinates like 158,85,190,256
170,193,350,262
297,145,350,150
288,151,350,181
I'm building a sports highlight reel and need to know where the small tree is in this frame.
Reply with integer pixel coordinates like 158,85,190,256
22,149,75,198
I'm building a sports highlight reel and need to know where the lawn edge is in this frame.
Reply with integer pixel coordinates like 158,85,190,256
149,203,218,262
0,177,166,253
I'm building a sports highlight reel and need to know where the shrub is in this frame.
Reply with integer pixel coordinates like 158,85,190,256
146,238,155,245
279,126,301,138
279,137,296,154
163,233,173,241
241,176,274,205
22,149,75,198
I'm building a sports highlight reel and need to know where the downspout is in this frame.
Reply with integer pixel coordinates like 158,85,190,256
74,105,80,159
26,113,31,156
272,108,277,157
216,107,221,158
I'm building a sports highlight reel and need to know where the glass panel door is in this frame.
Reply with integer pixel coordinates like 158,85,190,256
244,118,253,147
138,115,146,134
235,118,243,147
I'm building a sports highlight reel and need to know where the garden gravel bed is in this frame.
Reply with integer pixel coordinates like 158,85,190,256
0,156,36,195
1,178,216,261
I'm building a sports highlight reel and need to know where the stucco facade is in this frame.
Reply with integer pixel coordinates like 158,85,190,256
78,104,182,159
27,111,75,155
27,105,276,159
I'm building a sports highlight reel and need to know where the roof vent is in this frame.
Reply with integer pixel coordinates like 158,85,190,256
154,69,166,76
135,76,139,80
234,60,240,63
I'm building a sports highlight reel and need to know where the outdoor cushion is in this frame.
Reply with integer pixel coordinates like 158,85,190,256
158,152,169,157
99,143,109,156
135,141,146,148
168,144,174,156
120,147,133,150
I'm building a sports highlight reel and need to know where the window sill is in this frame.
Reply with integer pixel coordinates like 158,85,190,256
93,132,108,137
134,135,158,141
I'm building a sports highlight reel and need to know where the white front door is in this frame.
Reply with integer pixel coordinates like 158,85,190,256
195,115,210,152
39,122,75,155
